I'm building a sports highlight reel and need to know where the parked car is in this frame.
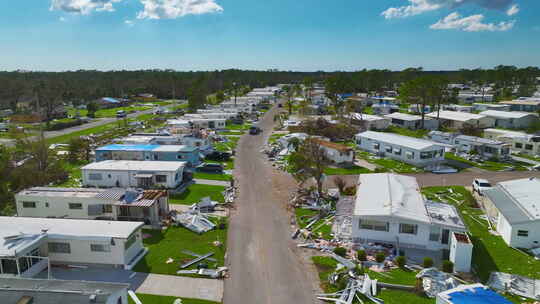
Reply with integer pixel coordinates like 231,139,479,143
249,126,262,135
472,178,492,195
206,151,231,161
116,110,127,118
197,163,224,173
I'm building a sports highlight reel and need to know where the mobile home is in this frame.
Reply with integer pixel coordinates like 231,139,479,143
355,131,445,168
384,112,439,130
427,111,494,129
95,144,200,167
484,129,540,156
479,110,538,129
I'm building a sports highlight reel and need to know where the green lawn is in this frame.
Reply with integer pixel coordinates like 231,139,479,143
54,160,89,187
133,224,227,276
365,268,418,286
323,165,372,175
422,186,540,282
214,136,239,152
356,151,423,173
312,256,340,294
46,120,121,144
225,122,252,131
169,184,226,205
514,153,540,163
268,133,287,144
445,153,529,172
192,172,232,181
295,208,319,228
218,130,244,136
383,125,429,138
67,106,151,118
129,293,219,304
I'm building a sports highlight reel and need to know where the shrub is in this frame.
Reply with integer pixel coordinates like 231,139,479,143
423,257,434,268
336,275,348,290
442,260,454,273
354,265,364,275
375,252,386,263
395,256,406,268
333,247,347,257
343,186,357,196
357,250,367,262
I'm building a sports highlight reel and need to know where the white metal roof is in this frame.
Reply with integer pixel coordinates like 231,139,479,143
0,217,143,256
427,111,485,122
357,131,443,150
82,160,186,171
350,113,389,121
353,173,430,223
496,178,540,222
16,187,108,199
152,145,196,152
479,110,537,119
384,112,426,121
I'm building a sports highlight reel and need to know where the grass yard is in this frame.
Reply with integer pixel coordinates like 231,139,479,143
133,224,227,276
192,172,233,181
46,120,121,144
312,256,340,294
295,208,319,228
67,106,151,118
365,268,418,286
422,186,540,281
129,294,219,304
55,160,89,187
323,165,372,175
295,209,333,239
383,125,429,138
356,151,423,173
445,153,529,172
514,153,540,163
226,122,252,131
218,130,244,136
376,290,435,304
214,136,239,152
169,184,226,205
268,133,287,144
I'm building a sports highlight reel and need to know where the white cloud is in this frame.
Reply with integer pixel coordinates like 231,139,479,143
382,0,515,19
125,19,134,26
137,0,223,19
382,0,442,19
50,0,121,15
59,16,67,22
506,4,519,16
430,12,515,32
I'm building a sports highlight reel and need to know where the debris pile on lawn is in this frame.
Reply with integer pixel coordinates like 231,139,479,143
176,267,229,279
317,274,384,304
487,272,540,300
190,197,218,213
222,186,237,205
416,267,459,298
173,211,216,234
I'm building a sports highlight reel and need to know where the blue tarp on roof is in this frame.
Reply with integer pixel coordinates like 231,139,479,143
96,144,158,151
447,287,511,304
102,97,121,103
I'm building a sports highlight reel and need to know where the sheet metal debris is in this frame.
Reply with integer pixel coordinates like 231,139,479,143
416,267,459,298
488,272,540,300
173,211,216,234
317,274,383,304
180,252,215,269
177,267,229,279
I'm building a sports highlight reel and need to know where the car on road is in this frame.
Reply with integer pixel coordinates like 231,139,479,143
249,126,262,135
206,151,231,161
116,110,127,118
196,163,224,173
472,178,492,195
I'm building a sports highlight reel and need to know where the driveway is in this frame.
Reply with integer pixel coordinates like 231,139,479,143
223,105,321,304
36,267,223,302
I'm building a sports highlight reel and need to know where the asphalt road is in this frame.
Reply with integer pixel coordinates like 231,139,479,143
332,170,540,188
223,106,319,304
0,108,155,146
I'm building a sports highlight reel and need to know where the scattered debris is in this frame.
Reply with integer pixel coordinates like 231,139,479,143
166,258,174,264
176,266,229,279
416,267,459,298
180,252,215,269
488,272,540,300
317,274,384,304
173,211,216,234
190,197,218,213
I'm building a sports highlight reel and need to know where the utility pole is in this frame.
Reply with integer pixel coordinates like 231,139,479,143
233,82,238,106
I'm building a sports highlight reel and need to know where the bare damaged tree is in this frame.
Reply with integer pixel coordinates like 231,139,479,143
333,176,348,194
288,137,329,197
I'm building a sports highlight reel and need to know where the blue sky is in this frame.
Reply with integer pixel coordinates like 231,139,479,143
0,0,538,71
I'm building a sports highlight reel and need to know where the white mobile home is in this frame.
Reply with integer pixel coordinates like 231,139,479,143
428,132,511,159
484,128,540,156
348,113,390,130
472,103,510,112
479,110,538,129
384,112,439,130
81,160,186,189
442,104,473,113
500,100,540,112
352,174,467,253
427,111,494,129
484,178,540,249
458,93,494,103
312,139,354,165
15,187,169,228
355,131,445,168
0,278,129,304
0,217,145,277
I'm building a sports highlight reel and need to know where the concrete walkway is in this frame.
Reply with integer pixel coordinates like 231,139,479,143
136,273,223,302
194,179,231,186
37,267,223,302
354,158,378,171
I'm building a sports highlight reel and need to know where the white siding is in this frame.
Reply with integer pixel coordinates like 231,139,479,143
82,168,182,188
15,195,115,220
